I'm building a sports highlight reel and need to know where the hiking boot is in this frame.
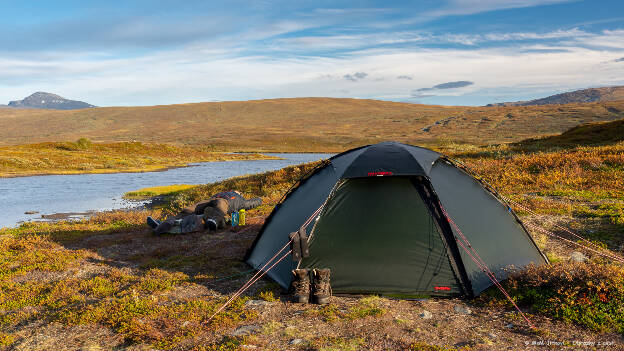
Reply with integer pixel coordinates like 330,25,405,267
205,218,218,231
312,268,331,305
203,206,226,232
290,269,311,303
146,216,160,229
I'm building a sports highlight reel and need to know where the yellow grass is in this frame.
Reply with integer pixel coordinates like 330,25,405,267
123,184,198,199
0,139,275,177
516,118,624,149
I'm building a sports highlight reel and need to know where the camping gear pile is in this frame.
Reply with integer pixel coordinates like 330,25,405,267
147,190,262,235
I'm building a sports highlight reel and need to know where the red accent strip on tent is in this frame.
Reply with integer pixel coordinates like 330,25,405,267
367,171,393,176
440,206,536,330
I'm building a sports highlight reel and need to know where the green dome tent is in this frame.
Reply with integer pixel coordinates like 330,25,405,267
245,141,547,297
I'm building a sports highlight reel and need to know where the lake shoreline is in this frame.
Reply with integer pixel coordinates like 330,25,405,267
0,153,331,228
0,140,280,179
0,155,283,179
1,164,190,179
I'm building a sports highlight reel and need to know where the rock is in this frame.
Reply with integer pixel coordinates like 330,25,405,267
454,305,472,315
570,251,588,263
487,332,497,339
419,310,433,319
242,346,257,349
24,211,39,215
289,339,304,345
245,299,271,307
181,321,190,328
231,325,260,336
504,323,514,329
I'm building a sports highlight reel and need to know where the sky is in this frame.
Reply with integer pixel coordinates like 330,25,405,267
0,0,623,106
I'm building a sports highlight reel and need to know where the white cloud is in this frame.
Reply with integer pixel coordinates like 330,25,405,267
266,28,595,53
426,0,574,17
569,29,624,49
483,28,589,41
1,29,623,106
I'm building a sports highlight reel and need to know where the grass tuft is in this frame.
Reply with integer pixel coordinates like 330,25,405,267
0,332,14,348
347,295,387,320
123,184,198,199
0,140,274,177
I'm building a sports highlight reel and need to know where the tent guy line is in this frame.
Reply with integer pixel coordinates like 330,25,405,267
447,156,624,265
442,205,536,329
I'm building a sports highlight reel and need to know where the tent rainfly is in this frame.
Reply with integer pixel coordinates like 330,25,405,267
245,141,548,297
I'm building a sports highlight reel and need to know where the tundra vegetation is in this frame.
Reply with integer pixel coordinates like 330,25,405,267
2,98,623,177
2,122,624,349
0,98,623,150
123,184,198,200
0,139,274,177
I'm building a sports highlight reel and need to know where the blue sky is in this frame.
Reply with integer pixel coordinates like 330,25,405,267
0,0,623,106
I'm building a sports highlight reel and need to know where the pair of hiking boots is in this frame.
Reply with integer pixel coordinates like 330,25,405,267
291,268,331,304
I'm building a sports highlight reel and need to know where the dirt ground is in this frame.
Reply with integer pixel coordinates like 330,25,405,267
5,212,623,351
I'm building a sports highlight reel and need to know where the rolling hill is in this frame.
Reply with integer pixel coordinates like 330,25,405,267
487,86,624,106
1,97,623,151
516,117,624,149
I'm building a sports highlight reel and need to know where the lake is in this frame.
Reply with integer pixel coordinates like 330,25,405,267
0,153,332,228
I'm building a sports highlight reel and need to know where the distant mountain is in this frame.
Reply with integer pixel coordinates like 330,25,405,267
487,86,624,106
8,92,95,110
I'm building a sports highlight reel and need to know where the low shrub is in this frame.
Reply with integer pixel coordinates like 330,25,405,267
0,332,14,348
494,262,624,333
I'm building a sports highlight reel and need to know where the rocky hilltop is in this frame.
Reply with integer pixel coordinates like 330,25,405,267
487,86,624,106
8,92,95,110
